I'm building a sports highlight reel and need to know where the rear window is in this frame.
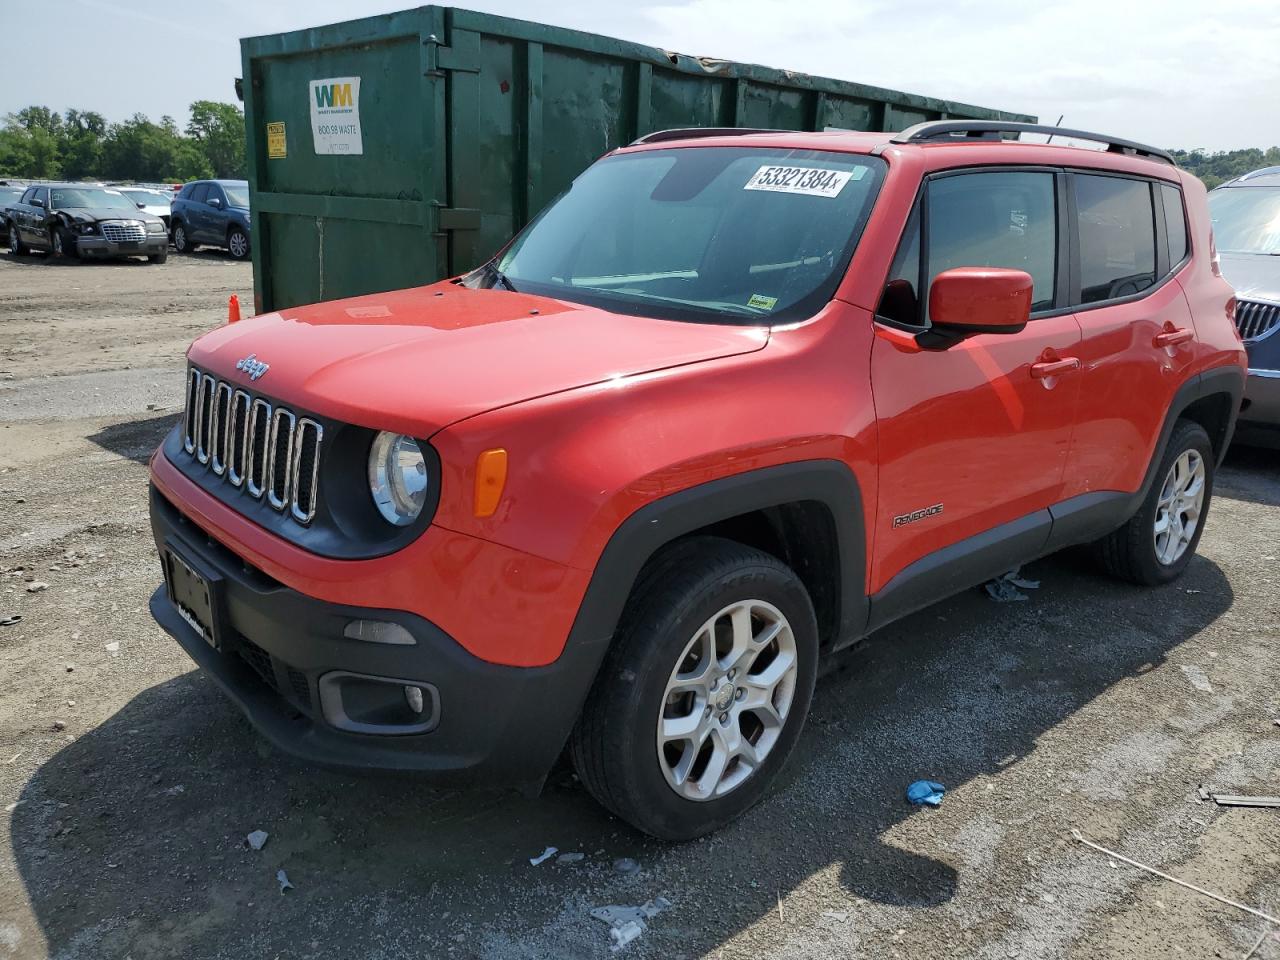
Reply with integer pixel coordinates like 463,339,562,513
1075,175,1157,304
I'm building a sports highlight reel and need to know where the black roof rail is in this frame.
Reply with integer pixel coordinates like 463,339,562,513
630,127,786,146
890,120,1175,165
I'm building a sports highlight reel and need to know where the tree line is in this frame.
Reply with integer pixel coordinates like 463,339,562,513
0,103,246,183
1167,147,1279,190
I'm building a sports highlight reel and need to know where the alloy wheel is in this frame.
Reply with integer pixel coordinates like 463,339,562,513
656,599,798,801
1154,449,1205,565
229,232,247,258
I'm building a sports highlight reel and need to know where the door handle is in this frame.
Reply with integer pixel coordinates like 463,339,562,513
1030,357,1081,379
1153,327,1193,348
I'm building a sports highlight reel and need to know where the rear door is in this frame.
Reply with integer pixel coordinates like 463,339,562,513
869,168,1083,602
1061,172,1196,499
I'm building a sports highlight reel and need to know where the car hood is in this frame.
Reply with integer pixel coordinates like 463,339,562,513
63,207,165,225
1219,253,1280,303
188,283,770,436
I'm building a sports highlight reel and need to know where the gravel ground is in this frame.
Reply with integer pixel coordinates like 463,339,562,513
1,249,1279,960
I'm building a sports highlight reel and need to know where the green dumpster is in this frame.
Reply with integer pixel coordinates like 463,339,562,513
240,6,1034,312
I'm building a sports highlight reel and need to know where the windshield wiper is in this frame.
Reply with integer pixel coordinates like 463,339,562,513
480,260,519,292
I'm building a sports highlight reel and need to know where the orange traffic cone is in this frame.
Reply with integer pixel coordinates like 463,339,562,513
228,294,241,324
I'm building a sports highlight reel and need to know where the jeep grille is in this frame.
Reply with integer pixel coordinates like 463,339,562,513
1235,299,1280,342
181,368,323,524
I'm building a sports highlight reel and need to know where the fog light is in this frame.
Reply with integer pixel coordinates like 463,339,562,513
404,685,425,714
343,619,416,646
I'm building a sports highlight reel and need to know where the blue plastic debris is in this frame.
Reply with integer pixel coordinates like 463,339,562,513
906,780,946,807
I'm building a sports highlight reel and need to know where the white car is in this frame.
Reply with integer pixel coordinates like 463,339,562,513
116,187,173,233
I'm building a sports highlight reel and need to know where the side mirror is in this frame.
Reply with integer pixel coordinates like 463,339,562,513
929,267,1032,336
31,198,44,208
136,202,147,209
208,197,222,208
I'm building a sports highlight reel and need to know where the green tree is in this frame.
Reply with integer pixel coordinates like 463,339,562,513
59,109,107,180
101,113,212,182
1170,146,1280,190
0,120,61,178
186,100,246,178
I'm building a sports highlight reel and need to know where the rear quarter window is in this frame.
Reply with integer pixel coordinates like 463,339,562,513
1161,184,1188,266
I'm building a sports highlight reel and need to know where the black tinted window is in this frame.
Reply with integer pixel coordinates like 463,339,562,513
1162,184,1188,265
189,183,209,204
1076,175,1156,304
32,188,48,206
926,171,1057,315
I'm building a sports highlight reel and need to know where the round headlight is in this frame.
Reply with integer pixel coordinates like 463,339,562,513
368,432,428,526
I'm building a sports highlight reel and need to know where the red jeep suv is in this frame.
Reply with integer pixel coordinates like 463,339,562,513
149,121,1246,840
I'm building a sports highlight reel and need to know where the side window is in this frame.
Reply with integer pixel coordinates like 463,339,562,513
188,183,209,204
20,188,34,203
1075,175,1156,304
1161,184,1188,266
876,205,922,327
31,187,48,207
206,185,225,205
926,171,1057,316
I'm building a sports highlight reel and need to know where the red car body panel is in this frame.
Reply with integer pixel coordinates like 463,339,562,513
155,129,1246,677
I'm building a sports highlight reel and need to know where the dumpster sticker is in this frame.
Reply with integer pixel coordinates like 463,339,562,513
744,165,864,197
266,122,287,159
309,77,363,155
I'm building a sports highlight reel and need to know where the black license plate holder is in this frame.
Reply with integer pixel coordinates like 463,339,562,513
163,543,224,650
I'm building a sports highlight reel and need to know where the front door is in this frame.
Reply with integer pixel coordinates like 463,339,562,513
869,168,1083,603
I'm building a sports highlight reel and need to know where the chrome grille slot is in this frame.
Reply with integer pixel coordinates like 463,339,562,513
210,382,233,476
180,367,325,528
226,390,251,487
246,399,272,499
267,408,297,511
291,419,323,524
100,220,146,243
183,369,200,453
1236,299,1280,342
195,375,216,464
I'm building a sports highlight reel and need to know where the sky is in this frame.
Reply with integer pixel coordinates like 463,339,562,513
2,0,1278,152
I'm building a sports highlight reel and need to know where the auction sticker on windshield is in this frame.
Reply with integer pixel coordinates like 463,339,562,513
744,165,864,197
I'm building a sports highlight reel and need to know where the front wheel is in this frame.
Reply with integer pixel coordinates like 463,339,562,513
1097,419,1214,585
571,537,818,840
148,251,168,264
172,222,194,253
51,226,78,260
227,226,249,260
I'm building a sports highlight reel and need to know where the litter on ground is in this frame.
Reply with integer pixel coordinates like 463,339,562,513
1181,664,1214,693
906,780,946,806
247,830,269,851
529,846,557,866
591,898,671,952
984,568,1040,603
277,869,293,893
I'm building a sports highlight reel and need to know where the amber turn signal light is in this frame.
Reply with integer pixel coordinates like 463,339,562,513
473,448,508,518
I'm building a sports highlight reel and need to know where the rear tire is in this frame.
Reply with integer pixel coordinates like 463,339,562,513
571,537,818,840
227,226,249,260
8,222,28,255
1097,419,1214,585
172,222,194,253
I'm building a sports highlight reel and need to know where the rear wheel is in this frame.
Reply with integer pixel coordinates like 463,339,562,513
227,226,249,260
8,222,28,255
1098,419,1214,585
172,222,194,253
571,537,818,840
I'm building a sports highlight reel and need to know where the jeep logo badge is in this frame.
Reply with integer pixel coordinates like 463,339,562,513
235,354,270,381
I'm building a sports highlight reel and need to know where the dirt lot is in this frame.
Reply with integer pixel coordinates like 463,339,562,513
1,249,1279,960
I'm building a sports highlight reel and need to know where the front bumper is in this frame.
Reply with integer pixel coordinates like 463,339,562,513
148,486,603,784
77,234,167,258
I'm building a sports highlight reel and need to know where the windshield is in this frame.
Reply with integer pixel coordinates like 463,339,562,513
490,147,886,324
50,187,136,211
0,188,20,204
223,185,249,207
1209,186,1280,255
122,189,169,205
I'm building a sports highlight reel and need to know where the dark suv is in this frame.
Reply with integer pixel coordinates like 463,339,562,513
171,179,250,260
1210,166,1280,445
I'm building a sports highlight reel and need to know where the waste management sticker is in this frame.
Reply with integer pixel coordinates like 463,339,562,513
309,77,363,155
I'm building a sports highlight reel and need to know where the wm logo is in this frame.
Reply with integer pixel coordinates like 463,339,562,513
314,83,353,109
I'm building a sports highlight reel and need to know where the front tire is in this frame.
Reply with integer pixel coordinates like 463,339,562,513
51,226,78,260
148,251,168,264
1098,419,1214,585
227,226,249,260
571,537,818,840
